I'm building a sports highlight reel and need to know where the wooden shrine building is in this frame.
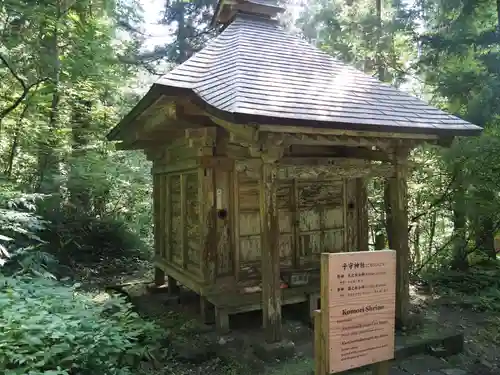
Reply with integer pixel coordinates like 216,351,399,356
107,0,482,343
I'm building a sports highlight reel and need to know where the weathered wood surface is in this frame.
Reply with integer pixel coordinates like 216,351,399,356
386,149,411,328
259,160,282,343
356,178,369,250
235,157,394,180
201,167,216,283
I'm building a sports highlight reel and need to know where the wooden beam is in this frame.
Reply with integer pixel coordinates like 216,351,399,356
259,124,439,141
278,132,395,151
208,114,259,143
288,144,392,161
260,157,282,343
152,159,199,174
152,156,233,175
118,120,211,149
235,158,395,180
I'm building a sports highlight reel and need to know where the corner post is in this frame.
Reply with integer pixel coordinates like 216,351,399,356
259,151,282,343
386,146,410,328
153,172,165,286
355,178,369,250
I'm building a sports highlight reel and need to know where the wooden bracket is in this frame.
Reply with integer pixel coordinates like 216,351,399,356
207,114,259,143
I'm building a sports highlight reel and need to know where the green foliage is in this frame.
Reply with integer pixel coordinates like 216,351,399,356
421,262,500,312
0,276,162,375
161,0,217,64
0,185,57,277
299,0,500,274
41,210,150,267
0,0,153,244
297,0,417,85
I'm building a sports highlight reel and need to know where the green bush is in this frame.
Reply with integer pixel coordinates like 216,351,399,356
0,276,163,375
41,211,150,267
0,191,58,277
421,263,500,311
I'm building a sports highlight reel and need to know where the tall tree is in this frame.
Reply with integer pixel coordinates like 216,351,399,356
162,0,217,64
419,0,500,264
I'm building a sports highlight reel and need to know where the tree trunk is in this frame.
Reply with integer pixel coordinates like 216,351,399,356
375,0,384,81
68,97,93,214
37,4,62,197
413,220,421,265
474,216,495,259
450,183,468,270
4,101,30,177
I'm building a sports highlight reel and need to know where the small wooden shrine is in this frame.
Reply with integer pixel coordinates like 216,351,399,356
107,0,482,343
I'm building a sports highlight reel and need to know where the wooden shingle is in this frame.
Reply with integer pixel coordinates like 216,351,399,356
154,13,481,136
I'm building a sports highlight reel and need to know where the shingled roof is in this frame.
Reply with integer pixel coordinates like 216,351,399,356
111,0,482,138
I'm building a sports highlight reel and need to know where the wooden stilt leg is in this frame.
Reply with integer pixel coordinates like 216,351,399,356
200,296,215,324
154,267,165,286
215,308,229,333
309,293,320,322
168,276,180,295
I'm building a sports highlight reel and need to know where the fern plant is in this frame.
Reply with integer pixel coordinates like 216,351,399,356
0,190,56,277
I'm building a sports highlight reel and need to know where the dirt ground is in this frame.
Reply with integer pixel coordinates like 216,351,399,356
79,262,500,375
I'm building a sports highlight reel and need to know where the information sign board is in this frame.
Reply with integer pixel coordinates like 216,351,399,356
321,250,396,374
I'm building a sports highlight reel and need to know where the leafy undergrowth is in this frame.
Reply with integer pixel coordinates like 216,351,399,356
421,262,500,312
0,276,164,375
41,211,151,269
417,263,500,370
0,190,168,375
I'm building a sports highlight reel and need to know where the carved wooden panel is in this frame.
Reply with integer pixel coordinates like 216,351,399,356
237,175,293,270
298,180,345,266
185,172,200,266
170,175,182,266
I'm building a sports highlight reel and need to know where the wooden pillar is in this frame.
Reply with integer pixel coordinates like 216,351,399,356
180,174,187,269
355,178,369,250
200,167,216,283
154,267,165,286
200,296,215,324
344,179,357,252
386,149,410,328
153,173,161,259
291,179,300,268
259,158,282,343
153,172,166,286
168,275,180,295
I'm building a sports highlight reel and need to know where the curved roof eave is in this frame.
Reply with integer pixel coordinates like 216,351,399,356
186,89,484,139
108,82,482,143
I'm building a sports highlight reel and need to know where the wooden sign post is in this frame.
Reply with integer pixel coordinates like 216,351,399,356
315,250,397,375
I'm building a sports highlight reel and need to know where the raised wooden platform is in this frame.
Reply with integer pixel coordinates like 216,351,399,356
205,286,320,333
